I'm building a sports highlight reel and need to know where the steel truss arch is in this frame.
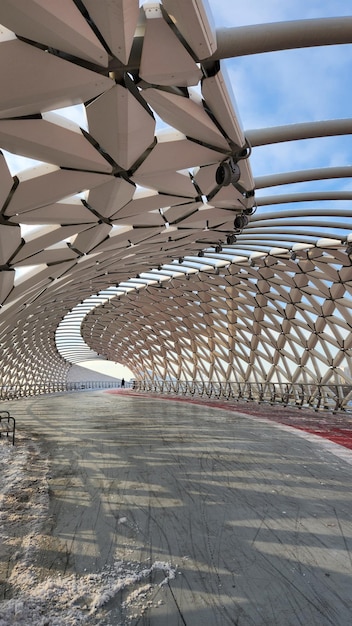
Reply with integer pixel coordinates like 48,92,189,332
0,1,350,407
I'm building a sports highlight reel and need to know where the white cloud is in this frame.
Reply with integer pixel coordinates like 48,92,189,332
250,135,352,178
209,0,352,27
224,43,352,129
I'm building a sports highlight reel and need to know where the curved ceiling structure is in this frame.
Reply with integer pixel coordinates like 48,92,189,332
0,1,352,401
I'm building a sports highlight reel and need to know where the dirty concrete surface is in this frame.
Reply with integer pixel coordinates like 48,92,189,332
1,390,352,625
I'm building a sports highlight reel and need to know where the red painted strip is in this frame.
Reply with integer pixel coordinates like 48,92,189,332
106,389,352,450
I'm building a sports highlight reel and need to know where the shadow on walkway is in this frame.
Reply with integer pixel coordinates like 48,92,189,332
1,391,352,625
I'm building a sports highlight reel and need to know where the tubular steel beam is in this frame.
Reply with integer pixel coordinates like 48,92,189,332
212,18,352,59
108,17,352,75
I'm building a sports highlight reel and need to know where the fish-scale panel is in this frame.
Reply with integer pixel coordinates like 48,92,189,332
132,170,197,197
8,199,99,225
11,224,85,264
83,0,139,65
202,69,246,149
5,166,112,216
162,0,217,60
0,223,21,265
86,85,156,171
87,178,135,220
0,270,14,305
13,247,78,267
0,36,113,119
114,190,194,221
72,223,112,255
0,0,108,67
142,88,229,151
0,117,112,173
0,151,13,209
139,4,202,86
134,131,225,175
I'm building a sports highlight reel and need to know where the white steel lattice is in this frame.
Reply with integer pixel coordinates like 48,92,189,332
0,1,350,400
81,245,352,390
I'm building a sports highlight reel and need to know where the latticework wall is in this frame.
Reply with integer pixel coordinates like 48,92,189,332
0,297,70,398
81,244,352,390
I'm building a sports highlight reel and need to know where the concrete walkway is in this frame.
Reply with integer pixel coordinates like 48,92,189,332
2,390,352,625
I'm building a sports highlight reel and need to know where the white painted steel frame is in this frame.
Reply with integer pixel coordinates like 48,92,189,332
0,1,350,405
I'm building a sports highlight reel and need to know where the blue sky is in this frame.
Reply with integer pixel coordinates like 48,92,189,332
211,1,352,26
208,1,352,191
3,1,351,378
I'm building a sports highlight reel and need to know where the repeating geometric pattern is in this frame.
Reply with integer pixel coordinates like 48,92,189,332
81,245,352,404
0,1,351,401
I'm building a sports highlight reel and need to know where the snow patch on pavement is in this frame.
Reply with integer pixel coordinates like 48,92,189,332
0,436,176,625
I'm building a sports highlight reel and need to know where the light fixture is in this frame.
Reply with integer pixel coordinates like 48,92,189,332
234,214,249,231
215,157,241,187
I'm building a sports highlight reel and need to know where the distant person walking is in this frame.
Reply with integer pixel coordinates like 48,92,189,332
121,378,125,388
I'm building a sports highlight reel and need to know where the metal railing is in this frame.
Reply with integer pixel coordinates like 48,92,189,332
133,380,352,413
1,379,351,413
0,380,122,400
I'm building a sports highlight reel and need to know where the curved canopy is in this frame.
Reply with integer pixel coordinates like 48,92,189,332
0,1,351,396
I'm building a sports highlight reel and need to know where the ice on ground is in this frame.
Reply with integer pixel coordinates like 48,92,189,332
0,436,176,626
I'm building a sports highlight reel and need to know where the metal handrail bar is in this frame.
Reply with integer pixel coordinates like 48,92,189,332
134,380,352,413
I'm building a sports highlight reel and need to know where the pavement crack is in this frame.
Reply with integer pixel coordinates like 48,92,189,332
167,579,188,625
333,505,352,567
